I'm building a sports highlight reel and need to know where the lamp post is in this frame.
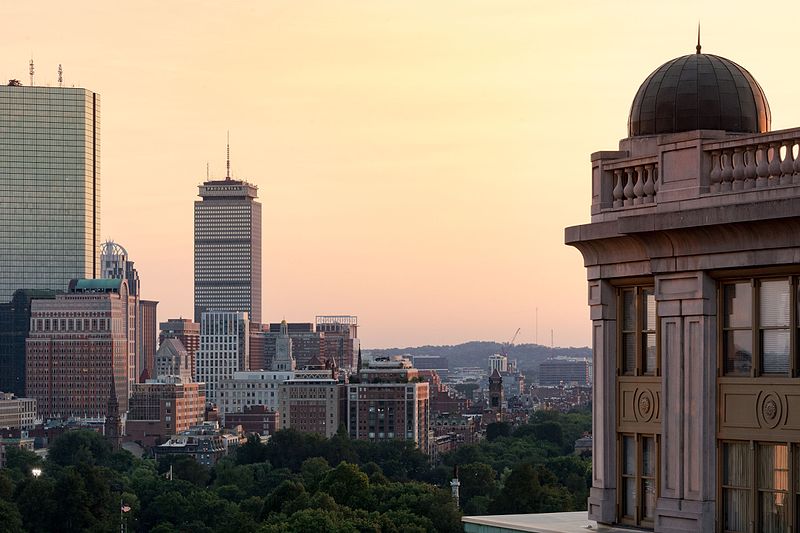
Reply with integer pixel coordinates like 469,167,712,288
31,468,41,478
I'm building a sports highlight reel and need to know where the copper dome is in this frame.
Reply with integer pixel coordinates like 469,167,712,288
628,53,771,137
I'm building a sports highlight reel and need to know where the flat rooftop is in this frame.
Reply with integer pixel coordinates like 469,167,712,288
462,512,635,533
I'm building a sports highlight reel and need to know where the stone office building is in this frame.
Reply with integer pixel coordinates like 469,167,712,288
567,47,800,532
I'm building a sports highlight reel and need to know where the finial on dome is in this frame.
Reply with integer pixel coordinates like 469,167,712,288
696,23,701,54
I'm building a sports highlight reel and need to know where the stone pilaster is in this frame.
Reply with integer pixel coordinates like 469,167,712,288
587,278,617,524
654,272,716,533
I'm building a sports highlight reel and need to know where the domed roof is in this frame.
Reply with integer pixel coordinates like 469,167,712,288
628,52,771,137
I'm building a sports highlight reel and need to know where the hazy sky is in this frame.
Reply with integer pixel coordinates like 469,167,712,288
4,1,800,348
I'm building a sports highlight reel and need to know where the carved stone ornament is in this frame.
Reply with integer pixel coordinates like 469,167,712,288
757,392,783,429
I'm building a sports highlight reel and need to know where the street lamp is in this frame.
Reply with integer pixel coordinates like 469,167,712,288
31,468,41,478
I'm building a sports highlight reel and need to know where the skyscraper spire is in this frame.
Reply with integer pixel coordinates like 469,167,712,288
696,23,701,54
226,131,231,180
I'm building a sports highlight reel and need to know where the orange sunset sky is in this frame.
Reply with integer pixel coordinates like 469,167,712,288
3,1,800,348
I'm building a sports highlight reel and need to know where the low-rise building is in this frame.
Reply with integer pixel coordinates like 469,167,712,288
126,376,205,448
278,357,342,438
223,405,279,436
0,392,37,430
218,370,293,423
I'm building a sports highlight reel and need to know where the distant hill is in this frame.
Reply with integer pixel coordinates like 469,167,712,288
368,341,591,372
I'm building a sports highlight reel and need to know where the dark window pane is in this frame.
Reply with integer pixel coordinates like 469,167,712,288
642,478,656,520
724,442,752,487
760,492,789,533
623,477,636,517
643,288,656,331
758,444,788,490
622,333,636,374
761,330,790,375
642,436,655,476
623,436,635,475
643,333,657,374
760,279,790,327
724,282,752,328
724,489,751,533
724,330,753,375
622,289,636,330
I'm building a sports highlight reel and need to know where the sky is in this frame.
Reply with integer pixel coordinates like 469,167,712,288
3,1,800,349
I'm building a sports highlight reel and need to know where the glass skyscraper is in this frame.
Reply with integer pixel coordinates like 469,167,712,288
0,85,100,301
194,176,262,323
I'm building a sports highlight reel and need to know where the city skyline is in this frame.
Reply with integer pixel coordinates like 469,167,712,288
5,1,800,348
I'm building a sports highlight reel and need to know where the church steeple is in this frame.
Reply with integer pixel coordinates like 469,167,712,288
271,320,295,372
105,378,122,451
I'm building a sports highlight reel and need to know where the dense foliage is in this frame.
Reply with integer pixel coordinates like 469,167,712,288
0,409,590,532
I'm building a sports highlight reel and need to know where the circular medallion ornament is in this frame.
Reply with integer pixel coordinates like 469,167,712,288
757,392,783,429
635,389,656,423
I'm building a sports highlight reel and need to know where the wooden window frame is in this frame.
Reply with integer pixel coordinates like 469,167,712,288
616,285,660,377
718,276,797,378
718,440,793,533
617,432,660,528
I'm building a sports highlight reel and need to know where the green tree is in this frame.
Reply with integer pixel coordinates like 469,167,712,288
261,480,306,518
489,462,542,514
0,499,23,533
486,422,512,441
158,455,210,487
459,462,497,507
300,457,331,491
47,429,112,467
318,462,369,508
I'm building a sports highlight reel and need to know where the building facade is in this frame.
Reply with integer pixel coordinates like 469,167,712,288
154,338,194,383
126,376,205,448
194,176,262,323
316,315,359,372
222,405,279,436
278,367,342,438
25,279,133,419
0,289,58,396
0,86,101,302
159,318,199,376
139,299,158,377
0,392,37,430
196,311,249,405
565,49,800,531
263,322,322,370
538,357,593,387
346,356,430,453
218,370,293,422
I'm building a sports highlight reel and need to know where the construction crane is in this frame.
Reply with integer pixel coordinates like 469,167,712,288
501,328,521,358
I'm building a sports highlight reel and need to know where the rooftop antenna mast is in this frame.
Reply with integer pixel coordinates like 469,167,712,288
58,64,63,87
29,58,34,86
696,23,701,54
226,131,231,180
206,161,210,180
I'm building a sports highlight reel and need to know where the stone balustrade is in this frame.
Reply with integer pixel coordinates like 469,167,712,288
605,157,659,208
704,128,800,193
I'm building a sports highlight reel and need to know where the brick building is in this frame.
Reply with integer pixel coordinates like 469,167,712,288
126,376,205,448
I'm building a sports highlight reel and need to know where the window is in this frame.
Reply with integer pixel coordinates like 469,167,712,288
721,441,790,533
721,278,794,377
618,286,658,375
619,434,658,526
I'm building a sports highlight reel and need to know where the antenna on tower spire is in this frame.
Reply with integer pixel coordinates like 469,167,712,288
58,64,63,87
696,23,701,54
226,131,231,180
206,161,210,180
29,58,34,86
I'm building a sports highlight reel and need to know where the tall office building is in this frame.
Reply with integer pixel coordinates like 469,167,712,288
0,289,58,396
139,300,158,377
0,85,100,302
196,311,249,406
194,154,261,323
25,279,133,419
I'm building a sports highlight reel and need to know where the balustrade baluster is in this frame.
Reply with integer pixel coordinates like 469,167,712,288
643,164,655,203
743,146,756,189
793,142,800,184
768,142,782,186
623,168,635,206
756,144,769,188
732,147,745,190
709,150,722,193
633,166,644,205
720,150,733,192
612,169,623,208
781,140,795,185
